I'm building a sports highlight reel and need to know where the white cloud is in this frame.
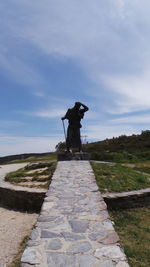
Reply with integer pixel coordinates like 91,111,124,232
0,120,24,127
102,70,150,114
0,135,62,156
25,108,66,119
0,52,44,89
13,0,150,114
32,91,46,98
110,114,150,124
85,124,138,141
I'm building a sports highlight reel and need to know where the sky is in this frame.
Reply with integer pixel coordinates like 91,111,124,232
0,0,150,156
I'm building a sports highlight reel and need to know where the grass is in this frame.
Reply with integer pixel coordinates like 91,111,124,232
110,207,150,267
91,162,150,193
5,161,56,189
134,167,150,174
133,162,150,175
5,169,30,183
123,162,150,177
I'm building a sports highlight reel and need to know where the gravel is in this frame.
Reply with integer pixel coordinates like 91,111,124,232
0,207,38,266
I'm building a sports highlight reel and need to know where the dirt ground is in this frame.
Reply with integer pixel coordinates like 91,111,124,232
0,207,38,266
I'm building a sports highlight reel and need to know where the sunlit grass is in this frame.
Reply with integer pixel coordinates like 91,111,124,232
5,161,56,189
110,207,150,267
91,162,150,193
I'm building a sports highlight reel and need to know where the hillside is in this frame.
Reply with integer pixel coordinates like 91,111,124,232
83,130,150,162
84,130,150,153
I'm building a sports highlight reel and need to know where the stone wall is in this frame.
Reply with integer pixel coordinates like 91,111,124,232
0,182,46,212
103,188,150,210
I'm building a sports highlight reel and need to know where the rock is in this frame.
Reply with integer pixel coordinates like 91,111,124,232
21,247,42,264
47,252,76,267
116,261,130,267
41,231,61,238
61,232,85,241
69,241,92,253
94,246,126,261
90,221,114,232
97,260,116,267
37,216,58,222
88,232,106,241
76,254,102,267
69,220,89,233
30,228,40,240
98,232,120,244
45,239,62,250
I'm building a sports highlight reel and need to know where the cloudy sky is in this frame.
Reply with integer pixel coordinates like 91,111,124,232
0,0,150,156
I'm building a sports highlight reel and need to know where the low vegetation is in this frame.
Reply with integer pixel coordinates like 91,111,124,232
5,161,56,189
91,162,150,193
132,163,150,175
110,207,150,267
83,130,150,163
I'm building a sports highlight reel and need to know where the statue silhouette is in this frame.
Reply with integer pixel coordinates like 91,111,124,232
62,102,89,152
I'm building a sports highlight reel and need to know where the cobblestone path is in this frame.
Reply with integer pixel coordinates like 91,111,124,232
21,161,129,267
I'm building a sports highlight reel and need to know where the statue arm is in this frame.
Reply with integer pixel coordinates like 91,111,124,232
79,102,89,112
61,109,70,120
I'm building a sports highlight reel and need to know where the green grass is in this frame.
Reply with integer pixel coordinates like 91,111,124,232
5,168,31,183
110,207,150,267
24,161,55,170
5,161,56,188
134,166,150,175
91,162,150,193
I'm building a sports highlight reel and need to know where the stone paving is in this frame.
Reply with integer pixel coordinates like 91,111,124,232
21,161,129,267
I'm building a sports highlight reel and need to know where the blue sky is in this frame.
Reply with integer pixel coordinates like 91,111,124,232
0,0,150,156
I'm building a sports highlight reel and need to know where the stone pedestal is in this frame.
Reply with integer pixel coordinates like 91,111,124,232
57,152,90,161
57,152,73,161
73,152,90,160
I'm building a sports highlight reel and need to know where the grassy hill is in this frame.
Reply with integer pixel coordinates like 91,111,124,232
83,130,150,162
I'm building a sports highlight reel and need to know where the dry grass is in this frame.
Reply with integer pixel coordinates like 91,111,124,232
5,161,56,189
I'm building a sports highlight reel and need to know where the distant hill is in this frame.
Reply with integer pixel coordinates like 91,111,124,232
84,130,150,153
0,152,52,164
83,130,150,162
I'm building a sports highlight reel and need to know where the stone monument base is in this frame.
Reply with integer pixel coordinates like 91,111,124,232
57,152,90,161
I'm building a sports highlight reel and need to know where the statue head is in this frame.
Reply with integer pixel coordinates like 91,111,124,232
74,102,81,109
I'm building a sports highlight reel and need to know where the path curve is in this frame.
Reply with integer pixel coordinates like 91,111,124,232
0,163,46,212
0,163,28,181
